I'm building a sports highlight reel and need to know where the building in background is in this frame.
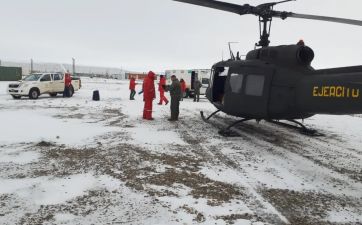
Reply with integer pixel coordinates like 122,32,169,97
127,73,149,80
0,60,126,78
0,66,22,81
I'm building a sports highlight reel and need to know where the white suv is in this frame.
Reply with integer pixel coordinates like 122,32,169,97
7,73,79,99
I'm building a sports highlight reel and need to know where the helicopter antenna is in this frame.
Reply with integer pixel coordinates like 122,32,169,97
228,42,238,60
174,0,362,48
236,51,246,60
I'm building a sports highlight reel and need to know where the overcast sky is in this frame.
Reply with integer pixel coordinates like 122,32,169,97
0,0,362,72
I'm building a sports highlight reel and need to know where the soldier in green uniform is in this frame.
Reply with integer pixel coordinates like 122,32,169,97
193,77,202,102
165,75,182,121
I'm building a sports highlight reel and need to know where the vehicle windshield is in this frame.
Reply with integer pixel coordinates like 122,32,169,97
23,74,42,81
202,78,209,85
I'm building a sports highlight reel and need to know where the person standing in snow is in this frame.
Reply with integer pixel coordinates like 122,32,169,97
142,71,156,120
193,77,202,102
180,79,186,101
129,76,136,100
164,75,181,121
63,72,72,98
158,75,168,105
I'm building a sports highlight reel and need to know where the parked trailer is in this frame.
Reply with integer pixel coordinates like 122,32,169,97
0,66,22,81
165,69,210,97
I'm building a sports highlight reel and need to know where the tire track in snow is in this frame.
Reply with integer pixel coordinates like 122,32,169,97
166,108,290,224
175,107,362,223
196,109,362,183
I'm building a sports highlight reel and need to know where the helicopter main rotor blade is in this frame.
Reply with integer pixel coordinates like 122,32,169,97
173,0,252,15
287,13,362,26
174,0,362,26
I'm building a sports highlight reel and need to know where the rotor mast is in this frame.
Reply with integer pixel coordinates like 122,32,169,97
257,16,272,47
256,0,295,47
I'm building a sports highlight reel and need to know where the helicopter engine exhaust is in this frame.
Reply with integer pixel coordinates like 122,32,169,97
246,45,314,67
297,46,314,65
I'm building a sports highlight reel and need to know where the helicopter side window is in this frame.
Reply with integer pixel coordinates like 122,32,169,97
245,75,265,96
230,73,244,93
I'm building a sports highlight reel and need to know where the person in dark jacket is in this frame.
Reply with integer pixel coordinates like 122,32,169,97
165,75,181,121
129,77,136,100
193,78,202,102
143,71,156,120
63,73,72,97
158,75,168,105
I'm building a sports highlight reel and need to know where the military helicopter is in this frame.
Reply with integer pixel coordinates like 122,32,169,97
173,0,362,136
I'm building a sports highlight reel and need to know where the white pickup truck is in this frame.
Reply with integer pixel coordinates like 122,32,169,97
7,73,80,99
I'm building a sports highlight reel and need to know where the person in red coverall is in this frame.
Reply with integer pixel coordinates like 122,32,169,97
63,72,72,98
143,71,156,120
180,79,186,101
158,75,168,105
129,77,136,100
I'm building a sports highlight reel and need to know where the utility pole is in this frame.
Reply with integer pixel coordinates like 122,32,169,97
72,58,75,75
30,59,34,74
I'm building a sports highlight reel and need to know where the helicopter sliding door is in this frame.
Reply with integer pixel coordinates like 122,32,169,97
223,66,273,118
210,67,229,106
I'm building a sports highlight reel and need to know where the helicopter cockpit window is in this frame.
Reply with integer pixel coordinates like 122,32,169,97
230,73,244,93
219,67,229,76
245,75,265,96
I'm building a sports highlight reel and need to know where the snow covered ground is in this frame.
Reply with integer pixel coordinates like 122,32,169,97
0,78,361,225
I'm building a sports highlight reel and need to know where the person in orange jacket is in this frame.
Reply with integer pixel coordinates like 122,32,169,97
63,72,72,97
158,75,168,105
180,79,186,101
143,71,156,120
129,77,136,100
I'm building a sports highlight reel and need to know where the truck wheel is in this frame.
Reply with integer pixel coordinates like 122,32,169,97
29,88,39,99
11,95,21,99
49,93,57,97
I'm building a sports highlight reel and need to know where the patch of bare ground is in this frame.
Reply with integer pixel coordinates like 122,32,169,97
215,213,255,224
180,205,206,223
261,188,362,225
147,168,244,206
54,113,85,120
35,141,56,147
23,141,243,209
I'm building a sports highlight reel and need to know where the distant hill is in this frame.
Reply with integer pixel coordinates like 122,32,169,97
0,61,128,77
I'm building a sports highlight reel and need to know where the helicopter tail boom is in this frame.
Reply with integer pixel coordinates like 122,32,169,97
297,69,362,115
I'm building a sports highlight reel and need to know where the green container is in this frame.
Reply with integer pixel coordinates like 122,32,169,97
0,66,22,81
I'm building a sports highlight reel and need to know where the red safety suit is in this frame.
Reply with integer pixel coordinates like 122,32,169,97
180,81,186,93
143,71,156,120
129,78,136,90
65,73,72,87
63,73,72,98
158,76,168,105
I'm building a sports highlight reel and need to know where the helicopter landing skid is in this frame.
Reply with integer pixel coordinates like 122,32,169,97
200,110,221,121
268,120,321,136
218,118,252,137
